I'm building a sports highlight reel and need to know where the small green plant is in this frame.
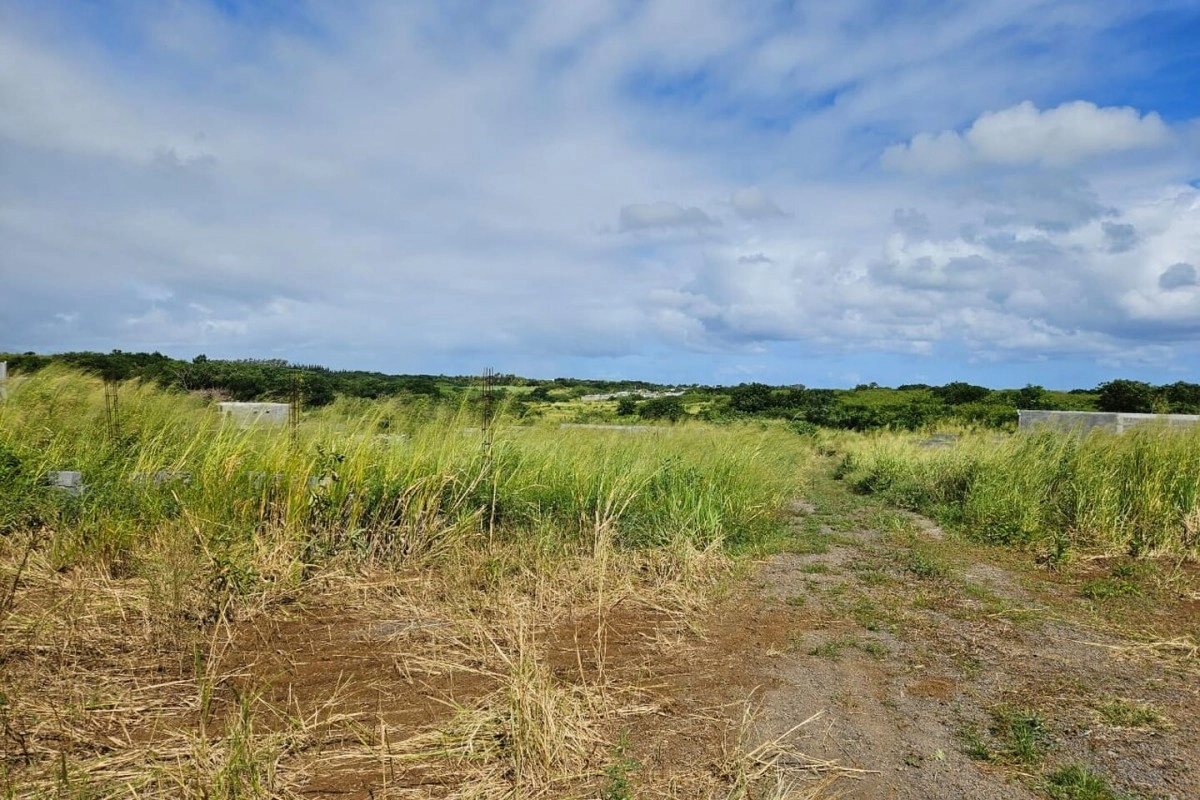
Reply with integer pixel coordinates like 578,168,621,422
990,706,1051,764
1045,763,1124,800
1082,562,1154,600
960,725,991,761
1097,699,1163,728
800,562,831,574
1080,578,1140,601
808,638,853,660
858,640,888,658
851,597,884,631
905,549,948,580
601,733,639,800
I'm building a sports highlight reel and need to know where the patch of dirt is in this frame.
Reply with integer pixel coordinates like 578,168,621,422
735,503,1200,800
8,498,1196,799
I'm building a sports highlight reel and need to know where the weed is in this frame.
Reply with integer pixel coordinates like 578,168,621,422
1097,699,1163,728
990,706,1051,764
1045,764,1126,800
1081,578,1140,601
601,733,640,800
905,550,949,580
808,638,854,660
851,596,885,631
838,427,1200,556
961,725,992,761
800,562,832,574
858,640,888,658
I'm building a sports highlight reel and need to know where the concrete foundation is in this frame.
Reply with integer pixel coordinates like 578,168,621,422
47,471,84,496
218,402,290,427
1018,410,1200,434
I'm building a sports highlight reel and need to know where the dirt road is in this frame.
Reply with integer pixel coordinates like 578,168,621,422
651,481,1200,799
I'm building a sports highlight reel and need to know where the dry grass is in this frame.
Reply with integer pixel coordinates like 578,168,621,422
0,370,844,797
1,520,849,799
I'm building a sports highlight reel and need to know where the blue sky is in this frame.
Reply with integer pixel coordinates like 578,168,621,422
2,1,1198,387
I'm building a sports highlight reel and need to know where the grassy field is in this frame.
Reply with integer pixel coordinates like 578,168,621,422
3,369,1199,798
0,369,820,798
833,427,1200,559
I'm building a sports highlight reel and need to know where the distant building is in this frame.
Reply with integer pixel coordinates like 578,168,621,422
218,402,290,427
579,390,685,402
1018,410,1200,434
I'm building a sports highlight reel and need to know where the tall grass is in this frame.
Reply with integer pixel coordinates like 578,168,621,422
0,368,828,798
836,427,1200,556
0,368,802,581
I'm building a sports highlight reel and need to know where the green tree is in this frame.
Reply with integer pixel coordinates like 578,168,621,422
932,382,991,405
637,396,685,422
615,396,638,416
728,383,774,414
1096,380,1154,413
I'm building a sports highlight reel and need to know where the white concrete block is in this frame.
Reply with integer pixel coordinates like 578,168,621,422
218,402,290,427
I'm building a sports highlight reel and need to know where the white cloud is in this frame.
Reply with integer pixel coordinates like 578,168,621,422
884,101,1171,173
1,1,1199,381
663,183,1200,360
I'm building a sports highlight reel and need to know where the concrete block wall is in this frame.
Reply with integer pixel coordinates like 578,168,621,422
217,402,290,427
1018,410,1200,434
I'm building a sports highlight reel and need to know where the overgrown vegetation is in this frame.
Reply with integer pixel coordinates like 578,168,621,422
835,427,1200,557
0,367,799,573
0,367,828,798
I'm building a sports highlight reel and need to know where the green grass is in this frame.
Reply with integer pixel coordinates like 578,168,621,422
1097,699,1163,729
0,369,809,590
964,706,1052,765
904,549,949,579
1045,764,1127,800
836,427,1200,557
807,638,854,660
991,706,1052,764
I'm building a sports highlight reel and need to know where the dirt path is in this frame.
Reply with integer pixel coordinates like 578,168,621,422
700,483,1200,799
204,480,1200,798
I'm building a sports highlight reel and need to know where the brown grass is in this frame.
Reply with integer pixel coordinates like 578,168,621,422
0,523,850,799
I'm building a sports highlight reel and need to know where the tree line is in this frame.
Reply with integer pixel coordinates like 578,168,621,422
3,351,1198,430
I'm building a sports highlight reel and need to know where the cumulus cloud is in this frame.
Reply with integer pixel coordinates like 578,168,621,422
661,184,1200,363
618,202,715,231
883,101,1171,173
730,187,785,219
2,1,1199,383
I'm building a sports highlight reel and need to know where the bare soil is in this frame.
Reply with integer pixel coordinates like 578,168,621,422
4,476,1198,798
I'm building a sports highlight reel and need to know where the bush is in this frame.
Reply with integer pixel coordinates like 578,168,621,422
637,396,685,422
615,396,638,416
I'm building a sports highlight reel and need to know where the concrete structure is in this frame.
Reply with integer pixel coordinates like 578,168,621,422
579,390,685,402
218,402,290,427
0,361,7,400
1018,410,1200,434
47,471,84,496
